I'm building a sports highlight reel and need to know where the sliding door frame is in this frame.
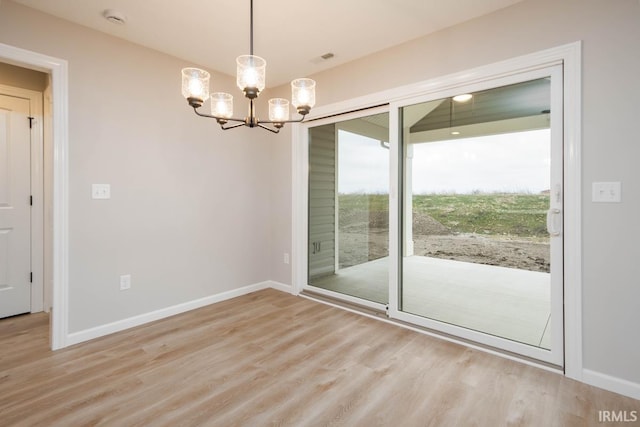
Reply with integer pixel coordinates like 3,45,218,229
292,42,582,378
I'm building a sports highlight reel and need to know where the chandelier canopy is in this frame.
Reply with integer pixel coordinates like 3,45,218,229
181,0,316,133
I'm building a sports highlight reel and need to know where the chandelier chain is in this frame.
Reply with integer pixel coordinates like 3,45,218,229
250,0,254,56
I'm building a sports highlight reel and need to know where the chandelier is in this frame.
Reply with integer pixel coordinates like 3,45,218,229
181,0,316,133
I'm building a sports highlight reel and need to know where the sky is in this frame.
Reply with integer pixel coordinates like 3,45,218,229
337,129,551,194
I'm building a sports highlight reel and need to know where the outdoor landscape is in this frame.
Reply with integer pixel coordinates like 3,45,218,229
338,192,551,273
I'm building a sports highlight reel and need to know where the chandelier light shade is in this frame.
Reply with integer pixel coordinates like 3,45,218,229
269,98,290,125
291,78,316,115
211,93,233,120
181,0,316,133
181,68,210,105
236,55,266,98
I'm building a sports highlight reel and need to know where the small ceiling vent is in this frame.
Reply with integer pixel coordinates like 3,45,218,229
311,52,335,64
103,9,127,25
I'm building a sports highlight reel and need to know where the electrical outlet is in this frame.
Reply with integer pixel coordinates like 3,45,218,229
592,182,621,203
283,252,290,264
119,274,131,290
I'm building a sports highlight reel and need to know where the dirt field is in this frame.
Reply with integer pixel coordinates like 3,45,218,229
339,211,550,272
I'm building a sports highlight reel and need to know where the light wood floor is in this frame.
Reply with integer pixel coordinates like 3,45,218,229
1,289,637,426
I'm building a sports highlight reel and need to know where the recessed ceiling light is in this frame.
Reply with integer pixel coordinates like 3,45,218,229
453,94,473,103
103,9,127,25
451,131,461,135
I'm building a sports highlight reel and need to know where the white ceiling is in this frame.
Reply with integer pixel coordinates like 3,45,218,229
13,0,523,87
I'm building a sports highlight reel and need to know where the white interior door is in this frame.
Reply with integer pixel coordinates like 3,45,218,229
0,93,31,318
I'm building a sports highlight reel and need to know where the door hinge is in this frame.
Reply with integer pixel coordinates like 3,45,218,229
30,195,33,206
28,116,34,129
30,272,33,283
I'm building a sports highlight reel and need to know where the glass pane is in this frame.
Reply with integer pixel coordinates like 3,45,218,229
401,79,553,349
308,112,389,304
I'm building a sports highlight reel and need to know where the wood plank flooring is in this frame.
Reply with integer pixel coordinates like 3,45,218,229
0,289,638,426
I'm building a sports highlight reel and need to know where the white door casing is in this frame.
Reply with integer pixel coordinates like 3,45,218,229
0,93,31,318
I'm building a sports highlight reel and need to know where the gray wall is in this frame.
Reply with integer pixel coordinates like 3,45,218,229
268,0,640,386
0,1,276,333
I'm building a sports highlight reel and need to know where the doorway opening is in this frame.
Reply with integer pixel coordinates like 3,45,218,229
0,42,69,350
0,62,49,320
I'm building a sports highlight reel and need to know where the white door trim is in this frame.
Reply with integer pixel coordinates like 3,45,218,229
293,42,582,377
0,84,44,314
0,43,69,350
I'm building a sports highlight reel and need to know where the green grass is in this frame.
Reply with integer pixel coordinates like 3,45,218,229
413,193,549,238
338,193,549,239
338,193,389,211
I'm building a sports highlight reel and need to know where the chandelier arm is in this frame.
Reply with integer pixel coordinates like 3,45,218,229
257,123,281,134
192,107,246,123
220,122,248,131
259,114,307,125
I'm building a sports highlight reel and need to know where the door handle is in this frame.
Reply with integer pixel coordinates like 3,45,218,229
546,208,562,236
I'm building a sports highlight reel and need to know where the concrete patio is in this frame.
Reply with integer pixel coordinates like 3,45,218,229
311,256,551,348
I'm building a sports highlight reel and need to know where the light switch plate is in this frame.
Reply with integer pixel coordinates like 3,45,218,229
120,274,131,290
592,182,621,203
92,184,111,199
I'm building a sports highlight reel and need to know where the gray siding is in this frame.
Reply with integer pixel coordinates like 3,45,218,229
308,125,336,280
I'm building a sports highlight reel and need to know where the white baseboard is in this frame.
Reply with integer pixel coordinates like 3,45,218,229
583,369,640,400
268,280,295,294
66,281,279,346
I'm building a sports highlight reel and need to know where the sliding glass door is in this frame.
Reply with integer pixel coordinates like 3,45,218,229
392,66,564,365
302,65,564,366
307,109,390,307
